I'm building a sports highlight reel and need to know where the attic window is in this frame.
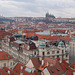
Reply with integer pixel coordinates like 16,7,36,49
66,68,68,70
51,70,54,73
47,52,50,54
3,56,5,58
8,56,9,57
25,67,32,73
56,68,60,71
7,55,9,57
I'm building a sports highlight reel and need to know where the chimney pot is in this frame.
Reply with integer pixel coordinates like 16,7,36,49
42,60,44,65
50,63,53,66
8,70,10,74
21,66,23,70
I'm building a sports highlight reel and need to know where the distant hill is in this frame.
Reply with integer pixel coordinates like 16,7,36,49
0,18,15,22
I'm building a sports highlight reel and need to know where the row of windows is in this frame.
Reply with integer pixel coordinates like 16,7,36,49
4,62,13,67
34,50,64,56
41,51,67,57
70,43,75,46
52,54,68,59
47,50,64,55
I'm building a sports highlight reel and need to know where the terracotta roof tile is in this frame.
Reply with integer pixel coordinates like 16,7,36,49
0,50,13,60
31,57,41,69
3,67,19,75
13,63,24,75
22,66,40,75
0,68,8,75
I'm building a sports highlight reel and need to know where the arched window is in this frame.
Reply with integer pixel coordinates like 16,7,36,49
57,51,59,53
34,51,36,55
47,52,50,54
42,52,45,56
57,55,59,58
62,50,64,53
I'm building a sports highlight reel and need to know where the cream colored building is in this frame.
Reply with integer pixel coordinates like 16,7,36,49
0,49,14,69
38,41,69,63
69,38,75,64
2,40,35,65
2,35,69,65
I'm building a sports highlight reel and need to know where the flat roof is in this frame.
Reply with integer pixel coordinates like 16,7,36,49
14,40,25,44
36,31,50,35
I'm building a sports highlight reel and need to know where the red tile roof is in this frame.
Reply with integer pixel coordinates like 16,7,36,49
22,66,40,75
3,67,19,75
23,29,43,33
0,68,8,75
13,62,40,75
44,57,64,75
65,70,73,75
0,50,13,60
9,29,18,34
31,57,41,70
51,29,67,33
0,32,12,40
13,63,24,75
25,32,71,41
71,62,75,69
60,59,74,75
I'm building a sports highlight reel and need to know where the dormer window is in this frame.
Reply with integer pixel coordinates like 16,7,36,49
42,52,45,56
66,68,68,70
47,52,50,54
27,46,30,50
3,56,5,58
51,70,54,73
56,68,60,71
34,51,36,55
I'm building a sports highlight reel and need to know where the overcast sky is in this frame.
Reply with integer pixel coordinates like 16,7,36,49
0,0,75,17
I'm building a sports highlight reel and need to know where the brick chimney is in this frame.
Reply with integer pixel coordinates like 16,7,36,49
42,60,44,65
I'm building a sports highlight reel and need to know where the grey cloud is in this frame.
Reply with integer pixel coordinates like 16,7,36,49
0,0,75,17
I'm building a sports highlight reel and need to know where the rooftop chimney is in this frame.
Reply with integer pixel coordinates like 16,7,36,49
32,69,34,73
21,66,23,70
42,60,44,65
20,71,23,75
8,70,10,74
39,57,42,61
47,62,49,66
50,63,53,67
73,71,75,75
60,58,62,63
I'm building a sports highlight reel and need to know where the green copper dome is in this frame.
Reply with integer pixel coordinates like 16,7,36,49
58,41,65,47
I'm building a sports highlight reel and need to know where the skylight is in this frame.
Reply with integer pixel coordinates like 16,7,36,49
51,70,54,73
0,49,2,52
56,68,60,71
25,67,32,73
3,56,5,58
